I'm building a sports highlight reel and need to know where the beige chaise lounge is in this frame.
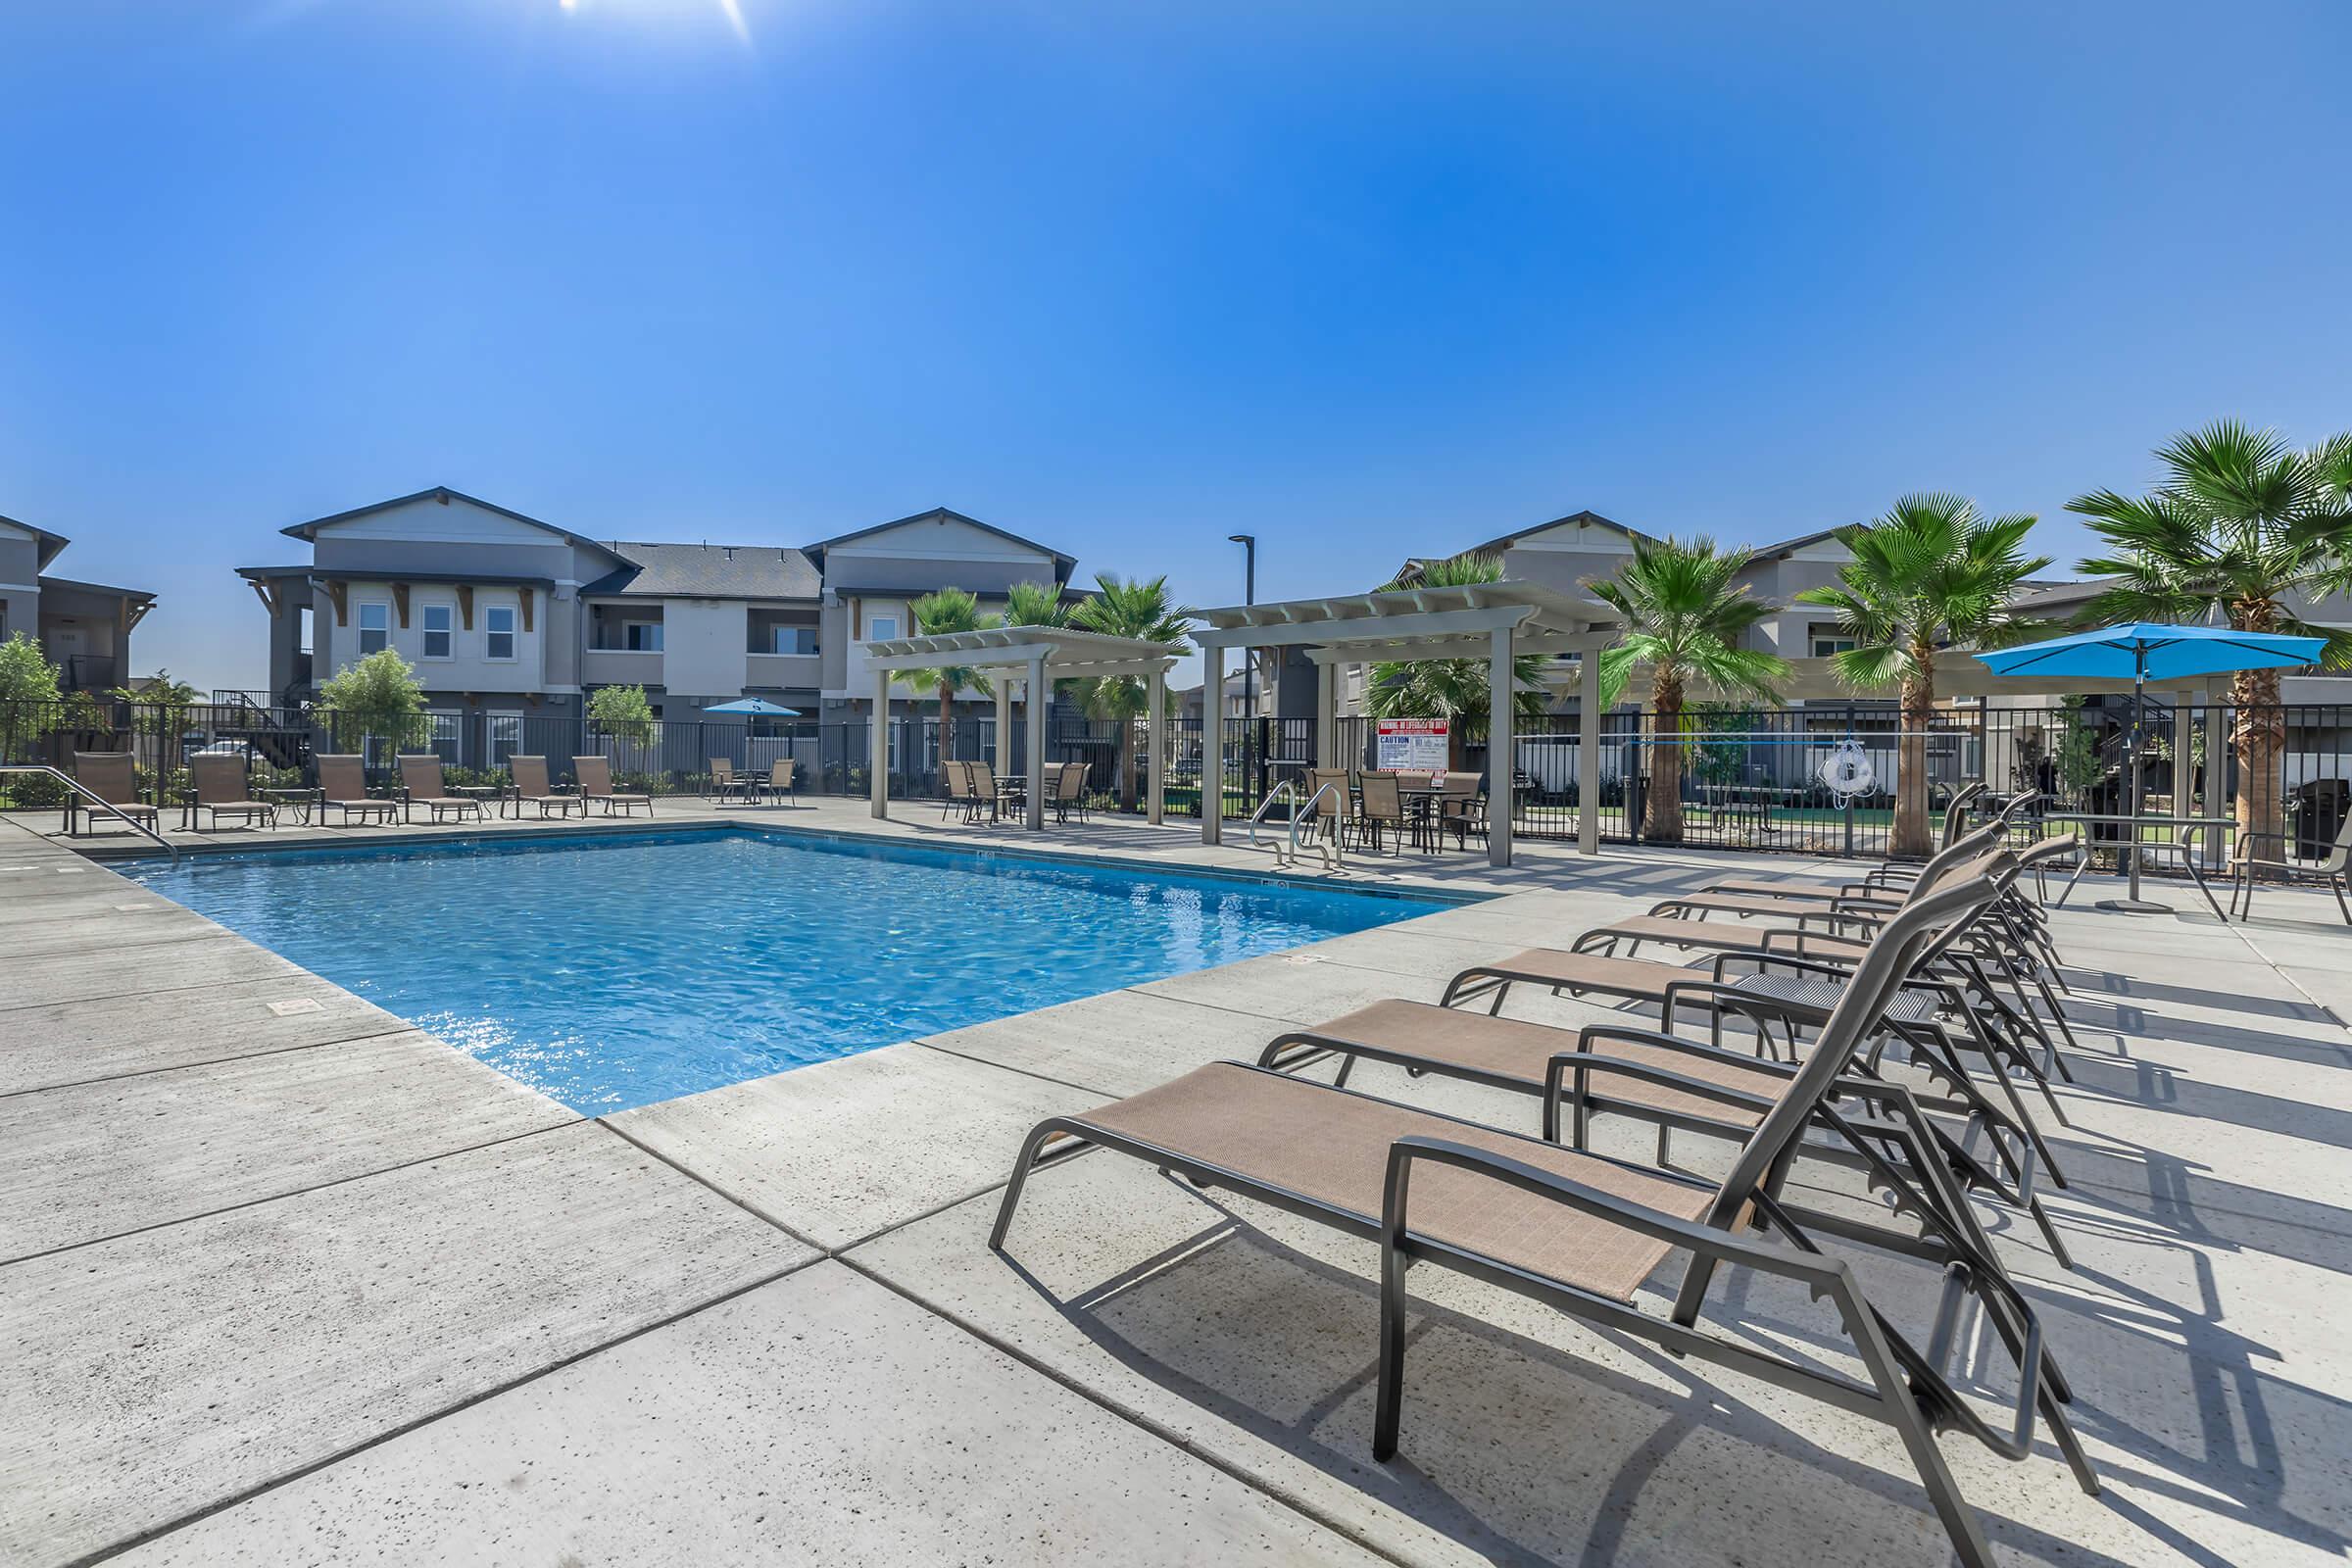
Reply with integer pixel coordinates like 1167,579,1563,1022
572,755,654,816
509,755,584,819
66,752,162,839
397,755,486,825
186,754,277,831
315,755,397,825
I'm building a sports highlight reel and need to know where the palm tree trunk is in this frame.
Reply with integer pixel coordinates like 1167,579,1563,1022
2234,664,2285,859
1892,661,1933,858
1644,676,1684,844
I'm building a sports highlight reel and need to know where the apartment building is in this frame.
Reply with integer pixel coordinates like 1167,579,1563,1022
0,514,157,691
236,488,1078,724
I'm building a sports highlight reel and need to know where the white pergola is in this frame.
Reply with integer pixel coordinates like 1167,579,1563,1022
858,625,1184,829
1191,582,1620,866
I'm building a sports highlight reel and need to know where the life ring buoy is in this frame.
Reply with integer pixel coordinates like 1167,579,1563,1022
1818,739,1875,803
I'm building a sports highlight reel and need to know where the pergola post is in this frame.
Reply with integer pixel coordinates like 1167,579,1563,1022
1201,642,1225,845
868,668,890,819
994,679,1013,777
1025,651,1049,831
1147,667,1167,825
1315,659,1338,767
1488,625,1515,868
1579,650,1602,856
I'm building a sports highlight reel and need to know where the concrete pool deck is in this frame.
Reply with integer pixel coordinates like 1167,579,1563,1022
4,798,2351,1565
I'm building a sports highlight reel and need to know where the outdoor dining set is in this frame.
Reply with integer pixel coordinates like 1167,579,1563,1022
1297,767,1490,855
938,758,1092,826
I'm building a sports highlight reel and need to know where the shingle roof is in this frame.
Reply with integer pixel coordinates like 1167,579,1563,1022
803,507,1076,576
582,541,822,601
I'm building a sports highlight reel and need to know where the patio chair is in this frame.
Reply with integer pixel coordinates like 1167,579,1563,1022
2229,809,2352,923
1051,760,1090,824
186,754,277,831
766,758,799,808
940,760,973,820
994,876,2095,1568
397,755,486,825
509,755,585,819
1433,773,1485,850
1302,768,1350,844
573,755,655,816
66,752,161,839
314,755,397,826
1353,771,1405,854
708,757,759,806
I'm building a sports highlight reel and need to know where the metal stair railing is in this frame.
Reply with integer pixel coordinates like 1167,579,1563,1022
0,764,178,862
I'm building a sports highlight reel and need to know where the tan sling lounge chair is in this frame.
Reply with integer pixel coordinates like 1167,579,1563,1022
765,758,799,807
573,755,654,816
995,878,2095,1568
315,755,396,825
509,756,584,819
398,755,486,825
186,754,277,831
66,752,161,838
708,757,759,805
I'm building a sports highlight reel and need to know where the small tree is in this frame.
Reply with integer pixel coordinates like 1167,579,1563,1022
588,683,657,747
0,632,66,763
317,648,433,756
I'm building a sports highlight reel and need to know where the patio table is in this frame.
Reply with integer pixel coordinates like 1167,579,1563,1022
448,782,512,819
260,786,318,826
2043,811,2234,919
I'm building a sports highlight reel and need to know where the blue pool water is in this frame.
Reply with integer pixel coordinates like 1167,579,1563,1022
127,829,1444,1112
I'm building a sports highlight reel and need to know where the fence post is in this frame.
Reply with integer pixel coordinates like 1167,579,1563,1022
1841,702,1856,858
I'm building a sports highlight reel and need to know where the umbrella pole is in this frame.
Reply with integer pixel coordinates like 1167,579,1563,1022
2128,663,2145,904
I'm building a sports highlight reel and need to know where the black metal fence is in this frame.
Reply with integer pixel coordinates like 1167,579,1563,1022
6,696,2349,862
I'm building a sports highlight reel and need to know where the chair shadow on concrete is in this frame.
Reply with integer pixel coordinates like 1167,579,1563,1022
1001,1173,2183,1568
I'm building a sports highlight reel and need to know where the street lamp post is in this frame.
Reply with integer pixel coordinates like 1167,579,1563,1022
1228,533,1258,808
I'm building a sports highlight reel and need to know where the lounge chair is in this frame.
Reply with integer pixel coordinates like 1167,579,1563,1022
66,752,162,838
766,758,799,808
397,755,486,825
1266,853,2077,1265
573,755,654,816
509,755,584,819
186,754,277,831
995,877,2095,1568
314,755,397,826
708,757,759,806
2230,808,2352,923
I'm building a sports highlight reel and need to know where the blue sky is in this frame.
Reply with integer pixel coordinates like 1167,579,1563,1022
3,0,2347,689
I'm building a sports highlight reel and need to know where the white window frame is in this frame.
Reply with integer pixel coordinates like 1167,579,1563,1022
488,712,523,764
623,618,663,653
484,604,517,662
1811,632,1858,660
771,624,817,656
357,601,391,657
420,601,455,661
867,613,898,642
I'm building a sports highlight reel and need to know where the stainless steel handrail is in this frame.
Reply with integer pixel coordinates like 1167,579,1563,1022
1286,779,1347,870
1246,780,1298,850
0,763,179,862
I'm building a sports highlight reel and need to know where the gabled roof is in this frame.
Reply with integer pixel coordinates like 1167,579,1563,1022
1748,525,1851,560
0,514,73,570
1390,510,1652,587
581,541,822,601
278,486,627,563
802,507,1077,577
35,574,156,606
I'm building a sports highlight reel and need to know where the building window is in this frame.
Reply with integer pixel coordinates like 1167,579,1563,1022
488,713,522,764
484,605,517,661
428,710,462,763
420,603,454,660
868,614,898,641
772,625,817,655
358,602,390,656
1811,630,1858,659
623,619,663,652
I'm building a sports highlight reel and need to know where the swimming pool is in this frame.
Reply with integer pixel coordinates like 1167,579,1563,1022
127,828,1448,1112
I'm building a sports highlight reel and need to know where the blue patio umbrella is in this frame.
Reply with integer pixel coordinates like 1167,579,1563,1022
701,697,802,716
1977,622,2326,907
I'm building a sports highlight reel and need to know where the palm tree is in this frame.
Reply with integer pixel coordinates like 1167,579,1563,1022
2069,420,2352,850
1587,537,1788,844
998,579,1071,631
1364,555,1549,772
1794,495,2049,858
905,587,991,786
1067,572,1194,809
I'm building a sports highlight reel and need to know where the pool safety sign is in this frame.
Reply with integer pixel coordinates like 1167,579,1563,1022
1376,717,1449,770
